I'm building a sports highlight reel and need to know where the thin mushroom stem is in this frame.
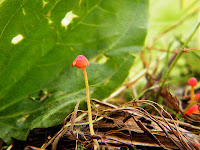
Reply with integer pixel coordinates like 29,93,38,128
82,67,99,147
190,86,194,102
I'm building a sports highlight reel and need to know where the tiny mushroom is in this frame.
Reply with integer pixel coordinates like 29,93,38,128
72,55,99,148
188,77,197,102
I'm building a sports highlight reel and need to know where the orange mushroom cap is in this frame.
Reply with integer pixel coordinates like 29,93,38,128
185,104,199,115
72,55,89,68
188,77,197,87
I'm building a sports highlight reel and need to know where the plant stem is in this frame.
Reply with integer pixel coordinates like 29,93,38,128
158,22,200,89
82,67,99,147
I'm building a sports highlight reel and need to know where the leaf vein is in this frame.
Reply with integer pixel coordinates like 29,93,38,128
0,0,29,40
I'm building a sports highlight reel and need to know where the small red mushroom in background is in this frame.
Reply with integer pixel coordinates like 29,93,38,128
188,77,197,102
188,77,198,87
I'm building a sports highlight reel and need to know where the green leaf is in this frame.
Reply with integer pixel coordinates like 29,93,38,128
0,0,148,143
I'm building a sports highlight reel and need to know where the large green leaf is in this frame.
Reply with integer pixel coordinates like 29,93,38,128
0,0,148,143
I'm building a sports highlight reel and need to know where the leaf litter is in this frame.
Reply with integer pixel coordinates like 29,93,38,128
37,97,199,150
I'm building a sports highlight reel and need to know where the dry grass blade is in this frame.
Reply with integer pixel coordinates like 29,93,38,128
92,99,118,109
52,101,80,150
130,114,168,149
40,114,72,149
133,107,186,149
133,100,195,150
40,101,80,150
70,101,80,132
51,129,67,150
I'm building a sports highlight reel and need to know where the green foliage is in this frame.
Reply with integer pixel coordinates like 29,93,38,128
0,0,148,143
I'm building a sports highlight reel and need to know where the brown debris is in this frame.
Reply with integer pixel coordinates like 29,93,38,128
40,99,200,150
158,88,182,111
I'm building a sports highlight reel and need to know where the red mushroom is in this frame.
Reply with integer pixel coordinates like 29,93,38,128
72,55,99,148
188,77,197,102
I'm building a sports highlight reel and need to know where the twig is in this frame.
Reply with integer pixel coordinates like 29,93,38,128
131,114,168,149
